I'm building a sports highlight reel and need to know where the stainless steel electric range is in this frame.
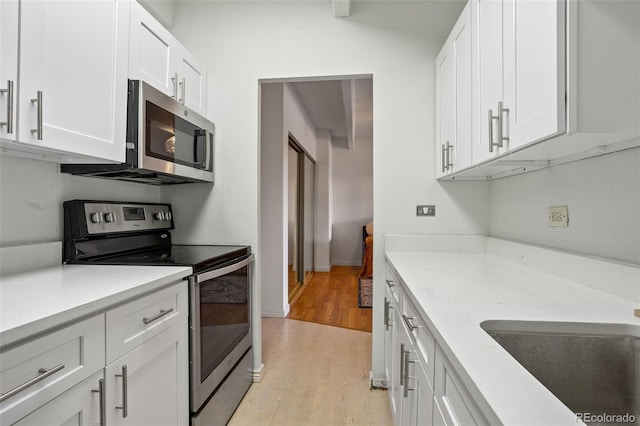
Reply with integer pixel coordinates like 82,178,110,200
63,200,253,426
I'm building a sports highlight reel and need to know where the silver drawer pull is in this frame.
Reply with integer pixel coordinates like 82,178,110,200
0,79,14,134
402,314,420,331
385,279,395,287
92,378,106,426
115,365,128,418
142,308,174,325
30,91,43,140
0,363,65,402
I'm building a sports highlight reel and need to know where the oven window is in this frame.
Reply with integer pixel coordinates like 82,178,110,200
199,264,250,382
145,101,206,168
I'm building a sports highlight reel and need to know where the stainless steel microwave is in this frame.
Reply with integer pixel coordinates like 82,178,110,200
61,80,214,185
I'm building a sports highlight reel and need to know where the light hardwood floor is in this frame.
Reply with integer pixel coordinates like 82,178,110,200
228,318,393,426
287,266,372,333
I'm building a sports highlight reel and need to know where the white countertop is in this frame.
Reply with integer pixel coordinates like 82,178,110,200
385,241,640,425
0,264,192,349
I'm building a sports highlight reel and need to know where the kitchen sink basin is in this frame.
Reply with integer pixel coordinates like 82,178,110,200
480,320,640,425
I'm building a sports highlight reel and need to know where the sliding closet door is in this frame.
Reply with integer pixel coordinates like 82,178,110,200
303,155,315,282
288,144,301,299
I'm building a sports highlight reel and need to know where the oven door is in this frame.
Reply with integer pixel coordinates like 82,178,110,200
189,254,253,413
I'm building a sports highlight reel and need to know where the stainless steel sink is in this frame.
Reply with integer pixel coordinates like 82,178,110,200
480,320,640,425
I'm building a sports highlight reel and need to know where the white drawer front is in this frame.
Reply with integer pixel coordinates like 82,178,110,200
0,315,105,425
106,282,187,363
403,296,436,390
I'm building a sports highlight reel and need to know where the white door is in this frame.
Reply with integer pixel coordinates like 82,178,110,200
472,0,505,163
13,371,102,426
0,0,18,142
18,0,128,162
129,1,177,98
503,0,565,150
435,41,455,178
178,49,207,116
452,3,472,172
105,323,188,426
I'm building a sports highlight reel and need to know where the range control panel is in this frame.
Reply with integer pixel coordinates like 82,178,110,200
77,201,173,235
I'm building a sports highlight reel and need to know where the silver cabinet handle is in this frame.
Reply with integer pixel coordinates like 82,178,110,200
92,378,106,426
445,140,453,171
441,143,446,173
179,77,186,104
385,279,395,288
399,343,405,386
142,308,174,325
30,91,43,140
402,314,420,331
404,354,416,398
384,297,390,331
0,80,14,134
171,73,179,99
0,363,65,402
115,365,128,418
498,101,509,147
488,108,499,152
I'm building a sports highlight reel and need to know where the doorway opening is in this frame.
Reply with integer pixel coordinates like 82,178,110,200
288,135,315,303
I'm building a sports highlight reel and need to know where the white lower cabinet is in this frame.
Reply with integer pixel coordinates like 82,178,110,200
105,322,187,426
385,262,487,426
0,281,189,426
12,371,103,426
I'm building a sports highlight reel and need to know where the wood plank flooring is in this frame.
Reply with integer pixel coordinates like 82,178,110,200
287,266,372,333
228,318,393,426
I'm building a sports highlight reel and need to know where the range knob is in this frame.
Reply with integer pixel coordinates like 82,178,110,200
154,212,166,221
90,212,103,223
104,212,117,223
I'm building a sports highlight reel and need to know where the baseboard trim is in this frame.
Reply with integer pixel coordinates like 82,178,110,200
251,363,265,383
261,307,289,318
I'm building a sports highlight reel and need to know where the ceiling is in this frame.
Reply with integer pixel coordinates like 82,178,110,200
290,77,373,150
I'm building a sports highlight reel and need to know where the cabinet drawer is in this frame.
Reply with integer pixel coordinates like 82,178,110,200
402,296,436,389
106,282,187,363
434,345,487,426
385,264,401,308
0,315,105,425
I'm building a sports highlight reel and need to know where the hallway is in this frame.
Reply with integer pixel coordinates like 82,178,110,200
228,318,392,426
287,266,373,333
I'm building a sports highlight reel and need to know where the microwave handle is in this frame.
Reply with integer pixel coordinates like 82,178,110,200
194,129,206,169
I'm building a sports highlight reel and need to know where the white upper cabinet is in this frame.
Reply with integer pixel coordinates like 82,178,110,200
439,0,639,180
435,3,472,177
0,0,18,142
129,1,207,116
502,0,565,151
472,0,564,163
16,0,130,162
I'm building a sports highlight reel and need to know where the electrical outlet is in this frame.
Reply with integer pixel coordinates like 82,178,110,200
417,205,436,216
548,206,569,227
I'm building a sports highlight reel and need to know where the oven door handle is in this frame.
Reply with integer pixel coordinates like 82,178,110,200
193,254,254,283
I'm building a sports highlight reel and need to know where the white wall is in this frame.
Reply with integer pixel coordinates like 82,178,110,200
315,131,333,272
489,147,640,265
0,155,161,248
331,140,373,266
171,0,485,383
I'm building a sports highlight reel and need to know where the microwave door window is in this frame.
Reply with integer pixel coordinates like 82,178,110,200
146,102,176,163
173,116,200,167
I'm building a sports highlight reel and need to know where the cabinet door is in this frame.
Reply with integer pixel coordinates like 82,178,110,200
0,0,18,142
435,39,455,178
472,0,505,163
129,1,177,97
390,304,403,426
413,360,434,426
451,4,472,172
503,0,565,149
18,0,129,162
177,49,207,116
105,322,189,426
12,371,103,426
